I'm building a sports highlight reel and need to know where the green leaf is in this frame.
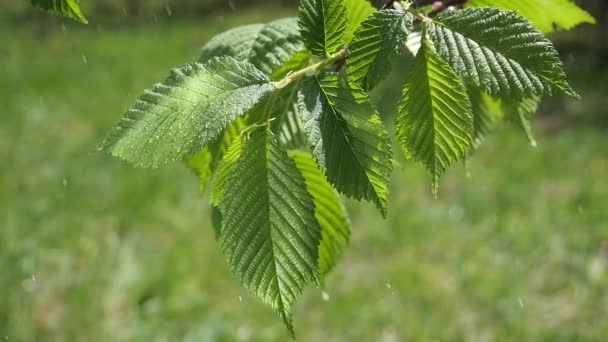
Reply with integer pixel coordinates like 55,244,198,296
249,18,306,75
30,0,87,23
186,119,245,194
344,0,376,42
396,34,473,195
430,7,578,99
199,23,265,62
199,18,304,76
270,83,309,149
289,150,350,284
185,149,213,194
347,9,413,90
298,73,392,215
278,104,308,150
466,0,595,33
298,0,348,56
218,130,321,335
503,96,541,147
467,87,503,145
100,57,274,168
210,133,244,207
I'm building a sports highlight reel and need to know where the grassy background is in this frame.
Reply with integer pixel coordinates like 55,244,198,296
1,7,607,341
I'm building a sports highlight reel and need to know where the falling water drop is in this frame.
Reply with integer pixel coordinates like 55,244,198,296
81,54,88,64
321,291,330,301
518,297,524,308
238,296,243,302
386,283,391,289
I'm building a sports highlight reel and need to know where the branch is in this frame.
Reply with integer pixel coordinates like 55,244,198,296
272,48,349,89
427,0,467,17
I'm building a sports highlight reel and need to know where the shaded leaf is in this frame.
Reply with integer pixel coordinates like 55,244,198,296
186,119,245,194
299,73,392,215
348,9,413,90
503,97,541,147
289,150,350,284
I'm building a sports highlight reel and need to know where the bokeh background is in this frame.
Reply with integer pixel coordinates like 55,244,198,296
1,1,607,340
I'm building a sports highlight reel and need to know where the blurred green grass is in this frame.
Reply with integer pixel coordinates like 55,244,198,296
1,9,607,341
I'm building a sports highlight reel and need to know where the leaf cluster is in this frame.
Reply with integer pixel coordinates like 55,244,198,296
97,0,593,335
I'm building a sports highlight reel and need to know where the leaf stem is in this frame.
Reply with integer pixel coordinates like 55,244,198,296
272,48,349,89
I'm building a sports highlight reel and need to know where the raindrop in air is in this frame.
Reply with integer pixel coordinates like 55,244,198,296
321,291,330,301
62,178,68,187
386,283,391,289
82,54,88,64
238,296,243,302
518,297,524,308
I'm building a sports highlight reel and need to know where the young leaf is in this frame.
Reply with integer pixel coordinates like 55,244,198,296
344,0,376,42
270,83,308,149
396,35,473,194
430,7,578,99
298,73,392,215
278,105,308,150
30,0,88,24
100,57,274,168
298,0,348,56
219,130,321,335
503,97,541,147
289,150,350,284
210,135,243,207
466,0,596,33
199,18,304,76
186,119,244,194
467,87,503,145
185,149,213,194
347,9,413,90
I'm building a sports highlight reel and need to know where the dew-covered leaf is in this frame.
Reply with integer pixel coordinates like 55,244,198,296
100,57,273,168
199,18,304,76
